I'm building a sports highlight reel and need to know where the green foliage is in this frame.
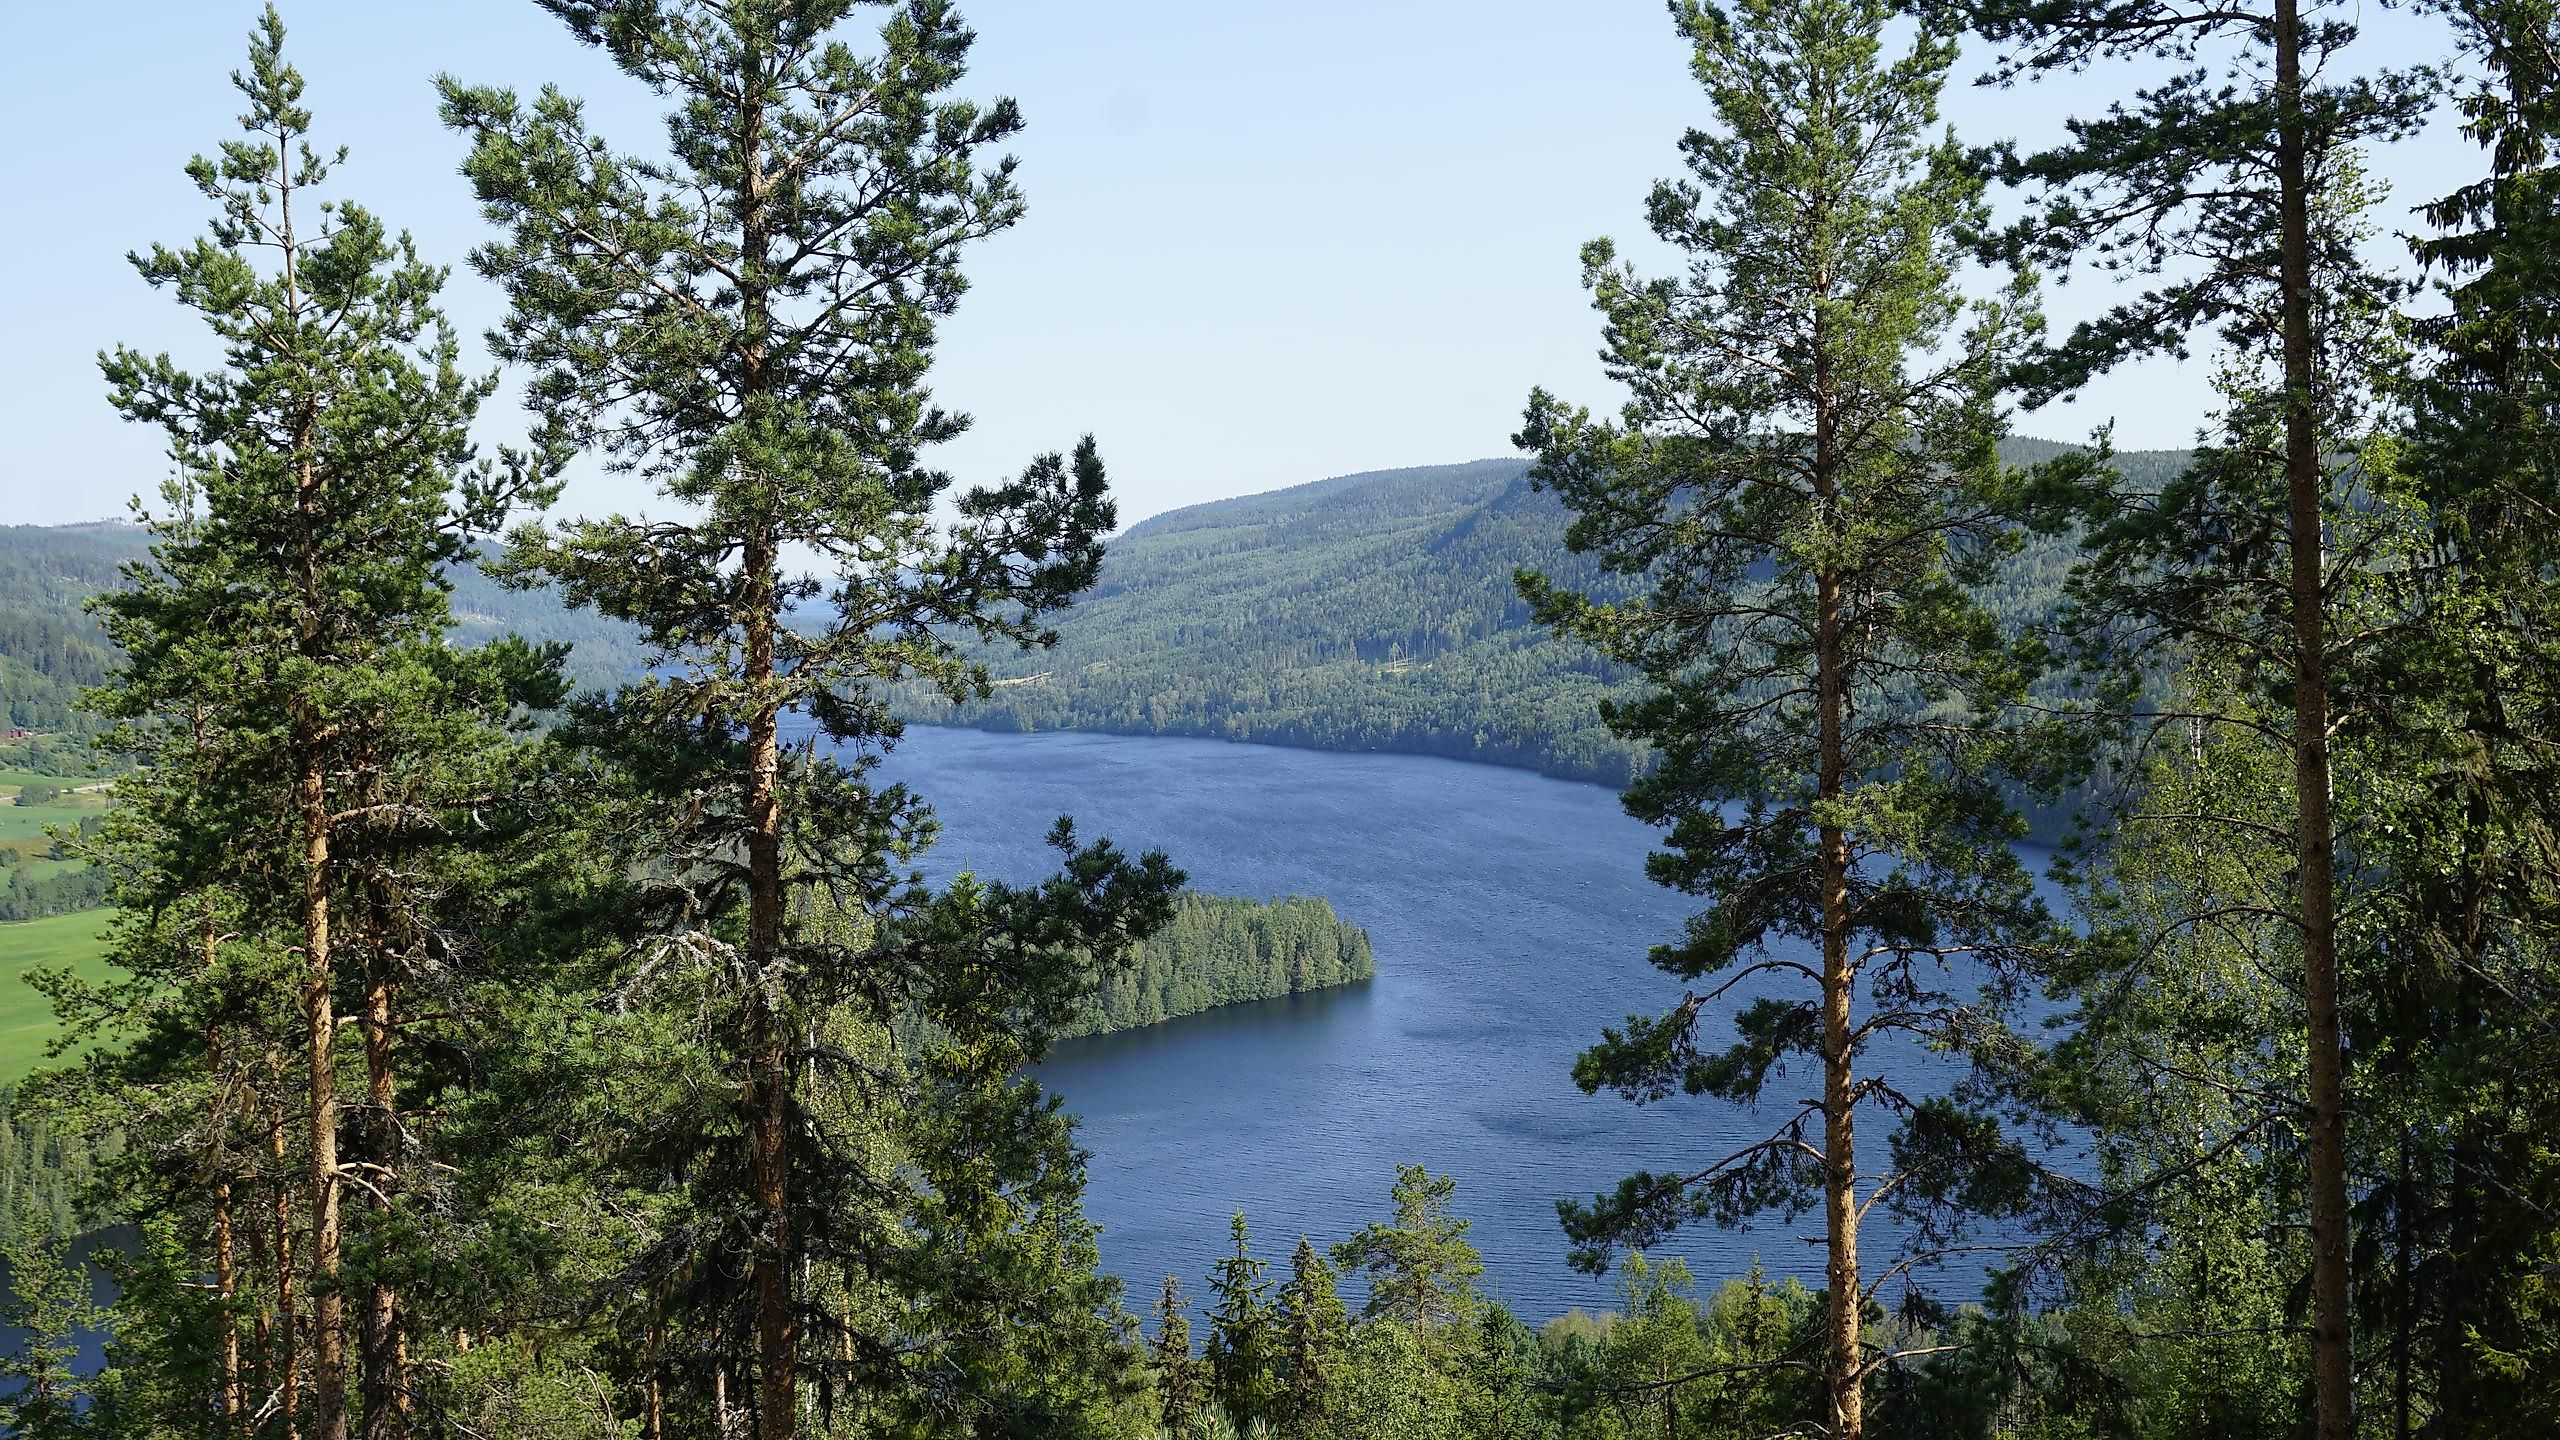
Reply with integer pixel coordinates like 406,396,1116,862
1073,893,1373,1038
1517,5,2072,1433
908,442,2187,803
1151,1274,1202,1438
0,1089,112,1247
439,3,1186,1431
1274,1238,1347,1435
1151,1179,1834,1440
432,1338,636,1440
1205,1212,1278,1429
0,1198,96,1438
1330,1165,1484,1344
0,525,134,758
0,522,643,700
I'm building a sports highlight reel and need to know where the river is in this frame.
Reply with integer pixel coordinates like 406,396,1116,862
868,723,2027,1323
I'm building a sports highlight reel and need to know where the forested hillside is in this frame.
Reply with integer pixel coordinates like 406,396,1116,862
0,524,647,706
11,441,2186,796
0,526,140,773
905,441,2192,785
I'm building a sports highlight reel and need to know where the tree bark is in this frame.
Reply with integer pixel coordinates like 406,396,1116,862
272,1084,302,1440
2273,3,2356,1436
1813,398,1863,1440
743,580,793,1440
736,54,796,1436
360,953,403,1440
209,975,243,1431
300,750,347,1440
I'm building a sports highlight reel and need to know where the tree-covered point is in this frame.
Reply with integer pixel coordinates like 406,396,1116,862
1071,893,1374,1038
901,442,2190,789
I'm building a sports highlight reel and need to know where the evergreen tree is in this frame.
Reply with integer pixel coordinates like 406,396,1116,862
1516,2,2061,1433
0,1199,93,1440
84,11,558,1437
1330,1164,1483,1346
1204,1210,1277,1429
1929,1,2437,1431
2357,2,2560,1428
1150,1274,1201,1438
440,4,1176,1433
1275,1237,1348,1435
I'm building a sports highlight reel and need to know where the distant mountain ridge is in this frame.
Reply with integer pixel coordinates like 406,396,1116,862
906,440,2194,787
0,523,646,765
5,439,2190,792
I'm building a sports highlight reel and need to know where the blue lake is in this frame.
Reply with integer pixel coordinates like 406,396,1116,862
865,724,2030,1322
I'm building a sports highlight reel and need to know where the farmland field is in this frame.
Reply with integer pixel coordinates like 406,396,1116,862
0,908,116,1082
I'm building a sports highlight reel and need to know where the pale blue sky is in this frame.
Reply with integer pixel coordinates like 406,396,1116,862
0,1,2478,530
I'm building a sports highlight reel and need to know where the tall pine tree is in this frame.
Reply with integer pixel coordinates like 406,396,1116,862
88,11,559,1436
1516,2,2062,1434
1930,1,2436,1430
440,4,1174,1432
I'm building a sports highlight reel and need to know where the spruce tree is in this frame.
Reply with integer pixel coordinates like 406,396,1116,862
1203,1210,1277,1428
1516,2,2060,1433
1150,1274,1200,1438
1275,1237,1348,1435
441,5,1174,1431
0,1200,92,1440
88,12,558,1436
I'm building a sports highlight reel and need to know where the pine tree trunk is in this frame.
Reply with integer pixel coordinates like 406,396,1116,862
215,1169,240,1425
201,724,244,1434
2273,4,2355,1435
736,56,795,1432
1813,405,1863,1440
273,1090,302,1440
361,957,403,1440
300,750,348,1440
276,130,347,1440
643,1294,666,1440
744,546,794,1440
245,1176,271,1427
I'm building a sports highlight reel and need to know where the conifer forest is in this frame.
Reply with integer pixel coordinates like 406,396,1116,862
0,1,2555,1438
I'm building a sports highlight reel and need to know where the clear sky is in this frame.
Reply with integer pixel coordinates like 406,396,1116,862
0,0,2479,531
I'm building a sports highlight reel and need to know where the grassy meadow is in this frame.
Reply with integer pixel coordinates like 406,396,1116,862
0,907,115,1081
0,769,118,1080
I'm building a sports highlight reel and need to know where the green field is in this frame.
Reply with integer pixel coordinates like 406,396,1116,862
0,768,102,795
0,790,108,859
0,908,116,1083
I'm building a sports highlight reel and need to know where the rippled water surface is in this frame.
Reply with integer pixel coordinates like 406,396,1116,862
868,724,1991,1322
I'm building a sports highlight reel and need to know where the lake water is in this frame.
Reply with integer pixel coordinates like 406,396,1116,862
866,724,2019,1323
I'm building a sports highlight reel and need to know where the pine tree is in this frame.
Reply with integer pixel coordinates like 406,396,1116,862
1330,1165,1483,1347
88,11,558,1437
1516,2,2062,1433
2363,2,2560,1428
1203,1210,1277,1429
440,4,1174,1432
1929,2,2437,1431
